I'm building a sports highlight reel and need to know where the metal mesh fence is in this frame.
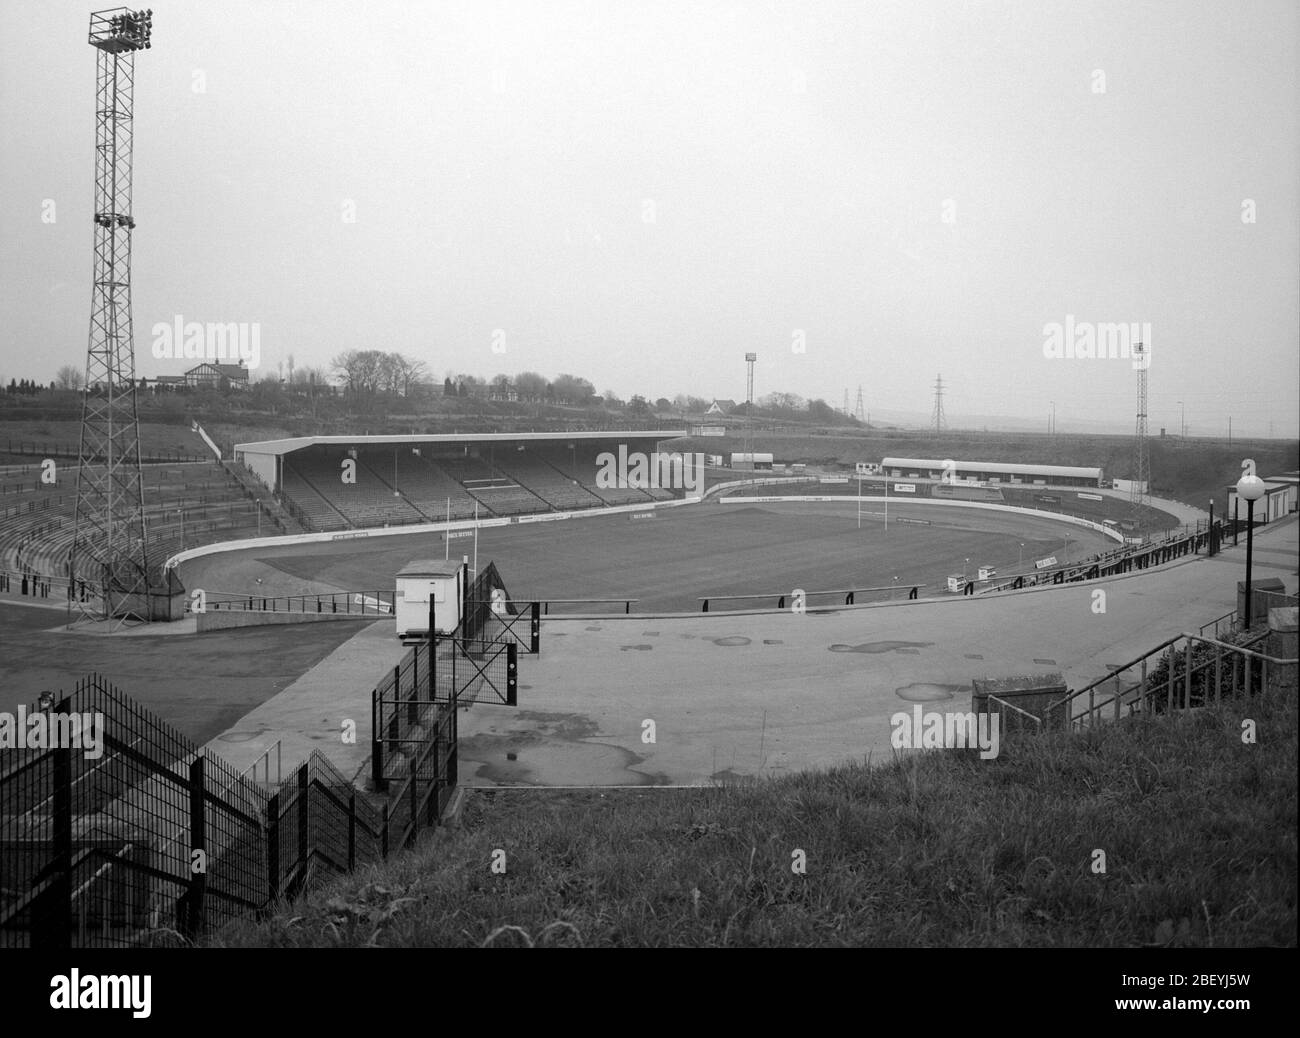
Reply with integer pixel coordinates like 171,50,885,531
2,672,456,948
0,675,265,947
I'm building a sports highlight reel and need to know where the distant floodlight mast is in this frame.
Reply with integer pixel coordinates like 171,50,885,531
743,353,757,468
71,8,155,623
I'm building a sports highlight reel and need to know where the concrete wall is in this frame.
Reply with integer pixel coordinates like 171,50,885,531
196,609,379,633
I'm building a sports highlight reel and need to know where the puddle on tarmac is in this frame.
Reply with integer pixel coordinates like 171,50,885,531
828,640,934,654
620,644,653,651
460,711,672,786
894,682,967,702
711,636,752,647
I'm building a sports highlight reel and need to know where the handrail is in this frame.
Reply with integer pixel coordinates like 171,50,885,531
986,694,1043,727
1182,631,1298,665
240,738,282,785
1050,626,1289,727
1047,632,1185,714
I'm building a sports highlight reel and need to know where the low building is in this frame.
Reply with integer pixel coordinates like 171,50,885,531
1228,479,1295,523
880,457,1102,487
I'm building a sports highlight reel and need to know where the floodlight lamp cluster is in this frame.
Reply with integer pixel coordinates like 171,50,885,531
90,8,153,52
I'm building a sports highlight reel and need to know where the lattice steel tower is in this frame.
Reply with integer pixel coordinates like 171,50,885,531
1130,341,1150,514
930,374,947,433
72,9,154,621
743,353,757,463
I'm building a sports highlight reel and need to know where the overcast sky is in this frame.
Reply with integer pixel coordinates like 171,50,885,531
1,0,1296,435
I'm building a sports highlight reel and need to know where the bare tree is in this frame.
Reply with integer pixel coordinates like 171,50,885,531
54,365,84,391
392,354,427,396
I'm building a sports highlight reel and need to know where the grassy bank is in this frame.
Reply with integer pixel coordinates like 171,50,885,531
209,686,1296,948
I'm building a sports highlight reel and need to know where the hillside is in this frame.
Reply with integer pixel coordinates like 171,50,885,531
207,687,1296,948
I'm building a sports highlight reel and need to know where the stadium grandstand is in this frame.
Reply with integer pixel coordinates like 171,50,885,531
880,457,1103,488
0,459,281,582
235,431,689,532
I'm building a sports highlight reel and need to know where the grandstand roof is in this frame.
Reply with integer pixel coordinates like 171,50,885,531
881,457,1103,478
235,430,685,456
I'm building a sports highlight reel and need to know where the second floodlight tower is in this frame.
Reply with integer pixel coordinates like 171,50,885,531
71,8,155,620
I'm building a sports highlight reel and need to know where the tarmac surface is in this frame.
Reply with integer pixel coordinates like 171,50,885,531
195,509,1296,787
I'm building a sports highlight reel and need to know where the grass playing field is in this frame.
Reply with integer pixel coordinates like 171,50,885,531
177,498,1119,614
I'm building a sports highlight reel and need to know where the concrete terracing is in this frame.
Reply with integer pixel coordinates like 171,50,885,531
201,514,1297,788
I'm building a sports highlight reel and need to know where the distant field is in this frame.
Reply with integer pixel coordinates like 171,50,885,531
177,498,1118,613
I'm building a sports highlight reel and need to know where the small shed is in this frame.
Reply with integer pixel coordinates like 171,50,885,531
395,559,465,638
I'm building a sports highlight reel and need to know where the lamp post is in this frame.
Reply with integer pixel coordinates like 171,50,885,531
1207,497,1214,556
255,499,261,537
1236,472,1266,628
1019,542,1024,569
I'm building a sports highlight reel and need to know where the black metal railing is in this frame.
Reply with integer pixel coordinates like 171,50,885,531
1,670,467,949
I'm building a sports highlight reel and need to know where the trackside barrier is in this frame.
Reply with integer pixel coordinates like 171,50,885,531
979,523,1225,597
539,598,638,615
699,584,925,612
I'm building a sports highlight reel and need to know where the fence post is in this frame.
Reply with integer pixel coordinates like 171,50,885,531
530,601,540,653
410,767,419,845
266,793,280,903
297,763,309,880
33,737,74,949
348,793,357,871
371,678,385,792
182,756,207,939
1166,648,1175,712
507,642,518,706
381,803,389,858
1183,640,1192,708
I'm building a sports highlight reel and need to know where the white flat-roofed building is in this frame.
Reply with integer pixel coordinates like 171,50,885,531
880,457,1102,487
